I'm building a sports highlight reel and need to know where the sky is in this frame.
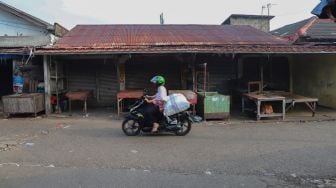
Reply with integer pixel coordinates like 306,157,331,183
1,0,320,30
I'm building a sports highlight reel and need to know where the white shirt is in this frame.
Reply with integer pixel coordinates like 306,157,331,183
155,86,168,102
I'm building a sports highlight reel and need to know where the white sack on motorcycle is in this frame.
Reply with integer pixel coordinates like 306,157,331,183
164,94,190,116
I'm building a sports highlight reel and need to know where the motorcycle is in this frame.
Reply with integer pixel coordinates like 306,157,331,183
121,93,192,136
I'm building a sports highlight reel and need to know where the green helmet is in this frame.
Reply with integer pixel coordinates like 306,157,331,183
150,75,165,85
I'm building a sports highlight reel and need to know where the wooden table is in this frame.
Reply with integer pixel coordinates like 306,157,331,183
65,90,91,115
264,91,318,117
242,93,286,121
117,90,143,116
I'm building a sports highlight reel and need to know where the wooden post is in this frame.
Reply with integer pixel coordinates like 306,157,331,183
117,62,126,91
203,63,207,95
43,55,51,115
116,55,128,115
241,96,245,113
282,99,286,120
288,55,294,93
257,100,261,121
260,63,264,93
191,54,196,92
95,68,100,102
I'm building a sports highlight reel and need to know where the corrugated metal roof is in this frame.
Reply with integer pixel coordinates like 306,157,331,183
0,47,30,54
36,24,336,55
54,24,288,47
271,17,336,44
37,44,336,55
271,17,315,38
306,19,336,42
0,35,52,47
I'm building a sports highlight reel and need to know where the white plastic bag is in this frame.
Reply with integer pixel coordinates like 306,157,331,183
164,94,190,116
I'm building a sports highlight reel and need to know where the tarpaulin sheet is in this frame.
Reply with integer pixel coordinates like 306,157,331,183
312,0,336,18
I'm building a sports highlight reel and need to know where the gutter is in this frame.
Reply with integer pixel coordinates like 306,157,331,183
34,50,336,56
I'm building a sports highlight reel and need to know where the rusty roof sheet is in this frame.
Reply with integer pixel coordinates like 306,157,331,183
54,24,288,47
36,24,336,55
0,47,31,54
37,44,336,55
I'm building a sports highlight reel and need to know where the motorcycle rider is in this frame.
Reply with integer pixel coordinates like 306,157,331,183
144,75,168,133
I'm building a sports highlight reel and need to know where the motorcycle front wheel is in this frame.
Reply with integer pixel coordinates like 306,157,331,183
122,119,141,136
175,118,192,136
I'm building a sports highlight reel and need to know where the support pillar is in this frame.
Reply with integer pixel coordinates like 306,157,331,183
117,62,125,91
43,55,51,115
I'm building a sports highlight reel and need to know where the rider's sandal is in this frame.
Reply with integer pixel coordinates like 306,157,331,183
151,129,159,133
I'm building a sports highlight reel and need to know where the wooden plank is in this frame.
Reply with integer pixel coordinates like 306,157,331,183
243,93,285,101
264,91,318,103
259,113,285,118
117,63,125,91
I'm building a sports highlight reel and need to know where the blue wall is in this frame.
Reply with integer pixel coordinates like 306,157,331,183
0,8,48,36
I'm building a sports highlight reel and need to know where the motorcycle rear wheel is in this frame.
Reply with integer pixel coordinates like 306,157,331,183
122,119,141,136
175,118,192,136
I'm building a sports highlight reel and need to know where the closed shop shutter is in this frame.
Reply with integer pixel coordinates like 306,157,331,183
242,56,289,91
66,61,118,107
195,55,236,94
125,61,182,93
98,63,118,106
207,61,236,94
66,62,97,95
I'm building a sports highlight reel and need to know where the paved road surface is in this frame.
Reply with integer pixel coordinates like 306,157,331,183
0,118,336,187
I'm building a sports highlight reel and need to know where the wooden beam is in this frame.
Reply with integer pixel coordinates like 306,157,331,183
288,55,294,93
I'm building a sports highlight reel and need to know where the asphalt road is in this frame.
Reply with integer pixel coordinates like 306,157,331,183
0,117,336,187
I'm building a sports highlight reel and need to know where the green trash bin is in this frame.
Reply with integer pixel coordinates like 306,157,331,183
197,92,230,120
